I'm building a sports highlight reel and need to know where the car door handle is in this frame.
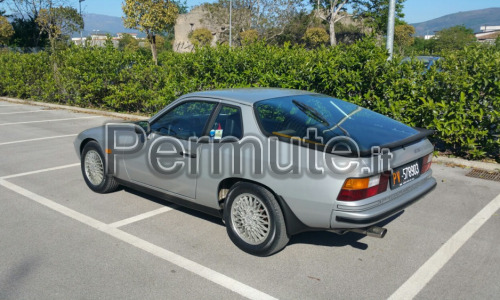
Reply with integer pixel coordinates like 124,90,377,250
179,151,196,158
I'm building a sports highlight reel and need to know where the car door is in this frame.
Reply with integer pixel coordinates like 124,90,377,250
123,100,217,199
195,104,246,205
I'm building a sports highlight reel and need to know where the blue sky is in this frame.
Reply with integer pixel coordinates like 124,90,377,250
75,0,499,24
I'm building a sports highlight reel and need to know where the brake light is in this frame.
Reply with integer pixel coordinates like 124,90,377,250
421,153,433,174
337,173,389,201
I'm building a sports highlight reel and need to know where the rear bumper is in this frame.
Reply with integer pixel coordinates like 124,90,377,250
331,172,437,228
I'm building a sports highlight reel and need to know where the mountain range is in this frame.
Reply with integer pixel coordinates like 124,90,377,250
411,7,500,36
79,13,142,37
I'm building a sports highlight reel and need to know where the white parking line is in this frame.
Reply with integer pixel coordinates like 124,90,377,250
0,110,51,115
0,163,80,180
0,134,77,146
0,116,101,126
109,207,174,228
0,104,20,107
388,192,500,300
0,179,277,300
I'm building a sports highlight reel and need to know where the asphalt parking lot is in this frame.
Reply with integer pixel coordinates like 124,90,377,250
0,100,499,300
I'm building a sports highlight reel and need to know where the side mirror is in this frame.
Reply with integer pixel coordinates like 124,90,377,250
135,120,151,135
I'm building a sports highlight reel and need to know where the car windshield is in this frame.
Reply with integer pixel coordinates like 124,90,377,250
254,95,419,153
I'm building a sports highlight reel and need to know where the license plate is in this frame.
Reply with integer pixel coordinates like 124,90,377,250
391,160,421,189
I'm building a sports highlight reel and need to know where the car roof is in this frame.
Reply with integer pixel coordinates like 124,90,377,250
178,88,318,106
415,56,441,61
401,56,441,62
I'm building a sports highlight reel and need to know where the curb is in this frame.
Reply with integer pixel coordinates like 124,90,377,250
1,97,499,172
433,156,499,172
0,97,149,121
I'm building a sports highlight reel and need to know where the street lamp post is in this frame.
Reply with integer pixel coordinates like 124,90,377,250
229,0,232,47
79,0,85,45
386,0,396,60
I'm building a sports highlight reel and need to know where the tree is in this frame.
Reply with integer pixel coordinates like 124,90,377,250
9,17,48,48
434,25,476,52
36,6,83,53
6,0,74,20
310,0,351,46
239,29,258,45
152,34,173,52
122,0,179,65
35,5,82,88
410,36,436,55
335,22,364,44
275,10,314,45
176,0,188,14
189,27,212,47
6,0,64,48
8,0,42,19
0,0,6,16
353,0,406,35
394,24,414,46
0,15,13,44
201,0,306,45
118,33,140,51
303,27,328,47
36,5,81,85
394,23,414,54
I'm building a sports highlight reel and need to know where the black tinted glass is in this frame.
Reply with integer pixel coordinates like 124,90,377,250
210,105,243,140
255,95,419,152
151,101,216,139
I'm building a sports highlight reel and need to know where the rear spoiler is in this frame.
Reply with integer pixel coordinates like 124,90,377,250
358,128,435,157
281,127,434,158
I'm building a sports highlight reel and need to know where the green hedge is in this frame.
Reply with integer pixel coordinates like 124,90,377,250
0,40,498,160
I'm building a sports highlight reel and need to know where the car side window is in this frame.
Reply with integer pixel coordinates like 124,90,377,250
150,101,216,140
210,105,243,141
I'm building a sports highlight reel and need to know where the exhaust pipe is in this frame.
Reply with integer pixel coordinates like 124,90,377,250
347,226,387,238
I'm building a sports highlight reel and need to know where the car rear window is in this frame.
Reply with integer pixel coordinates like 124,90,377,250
254,95,419,153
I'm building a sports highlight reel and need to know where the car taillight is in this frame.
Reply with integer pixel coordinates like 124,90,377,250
337,173,389,201
421,153,433,174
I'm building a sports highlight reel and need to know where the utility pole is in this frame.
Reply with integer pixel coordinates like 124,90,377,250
79,0,85,45
229,0,232,47
386,0,396,60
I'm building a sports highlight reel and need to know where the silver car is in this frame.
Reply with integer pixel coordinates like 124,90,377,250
74,88,436,256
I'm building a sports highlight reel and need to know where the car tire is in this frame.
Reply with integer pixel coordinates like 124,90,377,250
223,182,289,256
81,141,119,193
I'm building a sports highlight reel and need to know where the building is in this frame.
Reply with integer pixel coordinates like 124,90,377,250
72,33,144,48
173,6,222,53
475,25,500,44
480,25,500,32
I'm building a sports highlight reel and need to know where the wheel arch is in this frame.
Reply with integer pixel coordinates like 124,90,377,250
80,138,97,155
80,138,120,193
217,177,309,236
